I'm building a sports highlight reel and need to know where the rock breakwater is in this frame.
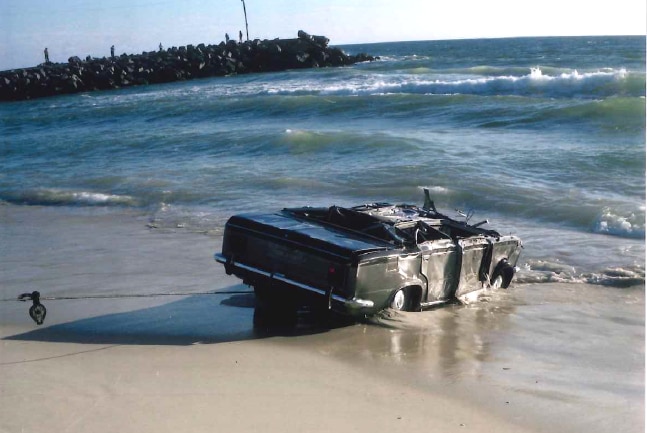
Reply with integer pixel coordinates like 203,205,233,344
0,31,376,101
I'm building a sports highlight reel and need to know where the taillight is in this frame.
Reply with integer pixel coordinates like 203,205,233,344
327,264,344,286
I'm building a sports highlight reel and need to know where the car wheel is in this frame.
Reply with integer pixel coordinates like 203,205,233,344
390,288,408,311
491,274,504,289
490,260,515,289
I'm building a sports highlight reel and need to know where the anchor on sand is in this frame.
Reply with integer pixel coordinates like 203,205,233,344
18,291,47,325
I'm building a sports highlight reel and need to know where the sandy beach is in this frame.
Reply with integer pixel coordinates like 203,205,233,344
1,205,644,433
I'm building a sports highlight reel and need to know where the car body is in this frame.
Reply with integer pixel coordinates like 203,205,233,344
215,190,523,318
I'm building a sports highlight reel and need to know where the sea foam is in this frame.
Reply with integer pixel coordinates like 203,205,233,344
255,66,635,100
2,189,137,207
517,260,645,288
593,207,645,239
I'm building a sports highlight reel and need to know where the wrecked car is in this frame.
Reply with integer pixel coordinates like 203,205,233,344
215,189,522,318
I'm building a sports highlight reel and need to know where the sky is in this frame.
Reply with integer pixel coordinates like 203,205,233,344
1,0,645,70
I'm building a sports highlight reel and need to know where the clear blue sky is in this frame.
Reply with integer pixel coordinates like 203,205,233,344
1,0,645,70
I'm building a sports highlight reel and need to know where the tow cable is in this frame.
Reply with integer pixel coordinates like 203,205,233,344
7,289,254,326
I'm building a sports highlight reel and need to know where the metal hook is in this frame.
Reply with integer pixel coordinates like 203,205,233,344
18,291,47,325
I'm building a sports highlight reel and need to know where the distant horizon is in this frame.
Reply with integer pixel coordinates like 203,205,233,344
2,0,645,70
338,33,646,46
2,34,645,72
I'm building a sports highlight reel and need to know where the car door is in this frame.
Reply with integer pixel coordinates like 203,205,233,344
454,237,492,298
419,238,459,301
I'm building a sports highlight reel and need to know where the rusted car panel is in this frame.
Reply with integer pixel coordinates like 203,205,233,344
215,190,523,317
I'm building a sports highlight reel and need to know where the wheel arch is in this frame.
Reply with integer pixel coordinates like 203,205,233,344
491,259,515,288
390,283,423,311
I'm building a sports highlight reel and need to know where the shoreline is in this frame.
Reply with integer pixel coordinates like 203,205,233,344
0,204,644,433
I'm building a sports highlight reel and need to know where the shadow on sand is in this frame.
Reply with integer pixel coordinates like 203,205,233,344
3,287,355,346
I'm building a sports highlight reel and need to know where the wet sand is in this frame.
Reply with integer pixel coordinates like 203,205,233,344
0,205,644,433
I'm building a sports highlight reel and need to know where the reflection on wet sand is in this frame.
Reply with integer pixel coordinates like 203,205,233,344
279,284,644,433
355,296,518,382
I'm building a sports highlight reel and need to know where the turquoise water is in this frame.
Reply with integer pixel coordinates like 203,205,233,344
1,36,644,286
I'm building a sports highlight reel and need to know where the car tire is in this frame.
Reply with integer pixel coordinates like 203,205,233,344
490,260,515,289
491,274,504,289
390,288,409,311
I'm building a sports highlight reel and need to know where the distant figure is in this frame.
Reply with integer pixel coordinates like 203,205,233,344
159,43,163,51
239,30,243,43
44,47,50,63
225,33,230,43
110,45,115,58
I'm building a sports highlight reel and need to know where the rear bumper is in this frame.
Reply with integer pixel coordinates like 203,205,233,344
215,253,374,312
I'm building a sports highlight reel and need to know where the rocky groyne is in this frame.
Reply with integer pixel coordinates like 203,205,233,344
0,31,376,101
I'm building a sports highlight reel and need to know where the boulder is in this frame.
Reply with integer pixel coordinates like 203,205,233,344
0,31,377,101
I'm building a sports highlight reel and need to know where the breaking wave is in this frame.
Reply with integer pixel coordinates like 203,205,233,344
0,189,138,207
516,260,645,288
142,65,642,101
593,207,645,239
258,67,641,100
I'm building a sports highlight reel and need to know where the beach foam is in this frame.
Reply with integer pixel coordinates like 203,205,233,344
1,188,138,207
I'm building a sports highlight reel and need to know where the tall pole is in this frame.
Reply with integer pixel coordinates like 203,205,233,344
241,0,249,41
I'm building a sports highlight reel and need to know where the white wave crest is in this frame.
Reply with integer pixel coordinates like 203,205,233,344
9,188,137,207
418,185,449,195
582,266,646,287
516,260,645,288
417,67,628,98
71,191,131,204
259,67,631,99
593,207,645,239
160,64,633,100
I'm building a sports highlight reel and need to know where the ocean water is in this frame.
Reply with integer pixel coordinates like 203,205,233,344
1,35,645,288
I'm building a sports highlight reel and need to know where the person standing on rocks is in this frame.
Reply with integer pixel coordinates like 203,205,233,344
44,48,50,63
239,30,243,43
111,45,115,58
